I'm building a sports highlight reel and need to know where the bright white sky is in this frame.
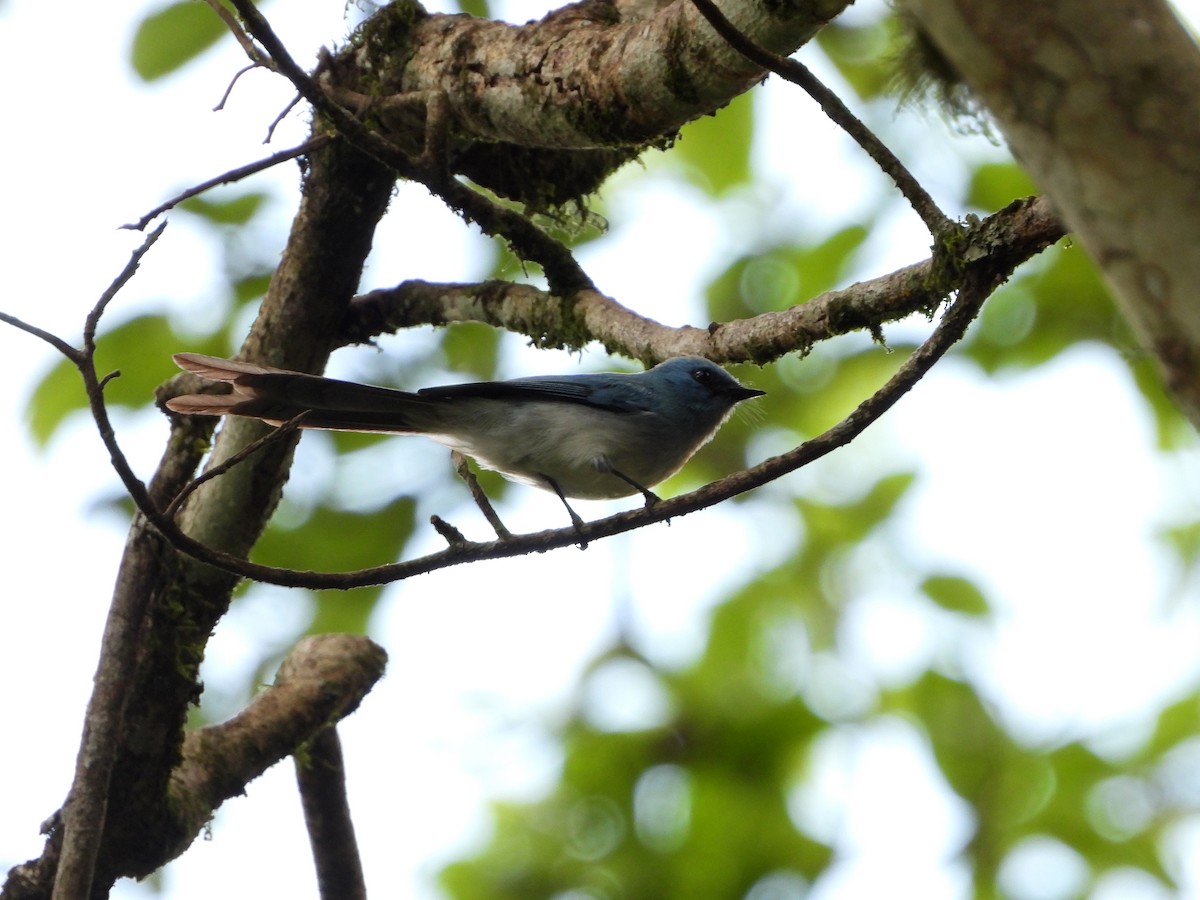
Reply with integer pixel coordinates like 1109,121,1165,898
2,1,1200,898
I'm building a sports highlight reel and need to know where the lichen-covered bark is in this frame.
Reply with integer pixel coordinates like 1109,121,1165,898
322,0,849,206
902,0,1200,426
339,0,851,149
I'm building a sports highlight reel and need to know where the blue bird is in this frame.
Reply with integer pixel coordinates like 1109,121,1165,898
167,353,764,527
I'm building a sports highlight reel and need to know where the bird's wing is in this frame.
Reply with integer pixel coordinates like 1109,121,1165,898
418,374,653,413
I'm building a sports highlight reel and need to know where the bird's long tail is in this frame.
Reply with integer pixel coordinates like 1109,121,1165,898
166,353,434,433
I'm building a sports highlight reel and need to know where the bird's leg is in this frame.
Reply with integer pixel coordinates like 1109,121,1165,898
542,475,587,537
451,451,511,540
596,461,661,508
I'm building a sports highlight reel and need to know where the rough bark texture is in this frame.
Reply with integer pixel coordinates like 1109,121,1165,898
901,0,1200,426
339,196,1065,364
316,0,851,207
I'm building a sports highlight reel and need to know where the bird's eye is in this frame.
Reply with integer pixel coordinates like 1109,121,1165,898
691,367,714,385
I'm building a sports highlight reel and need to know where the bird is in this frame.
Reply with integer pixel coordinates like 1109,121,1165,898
166,352,764,527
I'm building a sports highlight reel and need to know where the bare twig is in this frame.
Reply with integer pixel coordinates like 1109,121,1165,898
214,63,257,111
452,450,512,540
689,0,955,237
123,136,330,231
201,0,271,68
0,310,80,359
265,94,303,143
295,727,368,900
226,0,349,135
337,196,1065,361
431,514,468,545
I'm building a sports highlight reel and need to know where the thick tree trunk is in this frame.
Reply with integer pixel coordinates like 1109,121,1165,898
902,0,1200,427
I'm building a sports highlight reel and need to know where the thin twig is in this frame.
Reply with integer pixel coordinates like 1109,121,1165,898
0,310,80,360
431,514,468,545
7,279,968,594
688,0,955,237
295,727,368,900
214,63,257,111
83,224,167,350
451,450,512,539
265,94,303,143
164,411,310,518
123,137,329,231
202,0,271,68
227,0,344,130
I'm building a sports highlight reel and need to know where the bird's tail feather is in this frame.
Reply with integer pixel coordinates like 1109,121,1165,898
166,352,432,433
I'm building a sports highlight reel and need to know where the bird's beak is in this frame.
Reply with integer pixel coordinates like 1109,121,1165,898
729,386,766,402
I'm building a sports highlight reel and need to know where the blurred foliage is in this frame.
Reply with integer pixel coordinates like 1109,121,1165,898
455,0,491,17
179,192,270,226
706,226,869,320
673,92,756,197
131,0,235,81
816,16,900,101
20,0,1200,896
26,314,210,447
440,476,915,899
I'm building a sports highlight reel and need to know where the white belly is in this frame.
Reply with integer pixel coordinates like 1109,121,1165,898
424,400,725,499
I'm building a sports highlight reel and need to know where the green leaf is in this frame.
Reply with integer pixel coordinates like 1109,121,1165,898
797,471,916,554
816,18,897,101
454,0,490,17
25,314,222,447
966,162,1039,211
673,92,755,196
1160,519,1200,573
130,1,230,81
25,357,85,448
253,495,418,572
442,323,501,378
308,588,383,636
1128,353,1194,451
233,271,272,307
254,496,418,634
964,243,1121,374
179,192,269,226
706,226,869,321
921,574,990,616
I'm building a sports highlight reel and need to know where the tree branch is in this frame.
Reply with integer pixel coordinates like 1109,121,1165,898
168,636,386,866
362,0,853,150
5,195,1058,600
338,195,1065,363
4,140,398,898
123,137,329,232
901,0,1200,427
294,728,368,900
